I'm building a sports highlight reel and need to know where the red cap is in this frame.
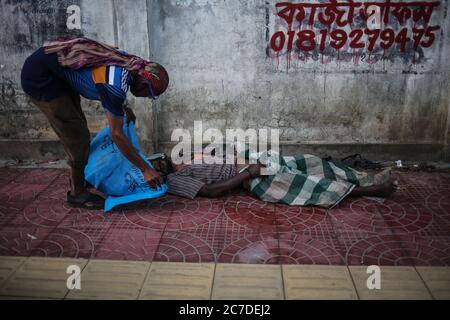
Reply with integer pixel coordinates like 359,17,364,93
139,62,169,97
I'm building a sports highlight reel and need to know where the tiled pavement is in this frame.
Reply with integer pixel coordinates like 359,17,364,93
0,256,449,300
0,168,449,266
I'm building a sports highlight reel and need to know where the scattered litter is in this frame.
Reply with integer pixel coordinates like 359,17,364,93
395,160,403,168
27,234,37,240
363,196,386,204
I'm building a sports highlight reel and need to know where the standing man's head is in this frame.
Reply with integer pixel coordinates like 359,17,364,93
130,62,169,99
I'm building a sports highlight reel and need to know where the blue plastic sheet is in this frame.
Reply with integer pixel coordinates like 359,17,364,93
85,120,167,212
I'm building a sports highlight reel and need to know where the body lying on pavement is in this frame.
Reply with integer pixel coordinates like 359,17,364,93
150,153,395,209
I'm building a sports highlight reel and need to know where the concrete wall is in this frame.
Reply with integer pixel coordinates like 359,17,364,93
1,0,450,161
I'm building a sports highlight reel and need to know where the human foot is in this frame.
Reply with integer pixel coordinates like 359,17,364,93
373,168,392,185
67,191,105,210
373,180,396,198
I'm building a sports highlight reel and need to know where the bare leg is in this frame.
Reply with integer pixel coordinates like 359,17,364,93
349,181,395,198
69,166,87,196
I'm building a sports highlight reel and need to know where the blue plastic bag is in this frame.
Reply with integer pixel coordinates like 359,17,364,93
85,120,168,212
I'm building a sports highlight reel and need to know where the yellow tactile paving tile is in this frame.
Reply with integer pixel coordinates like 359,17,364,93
0,257,87,299
0,256,26,287
416,267,450,300
212,264,284,300
349,266,433,300
3,256,450,300
139,262,215,300
283,265,358,300
66,260,151,300
0,296,55,300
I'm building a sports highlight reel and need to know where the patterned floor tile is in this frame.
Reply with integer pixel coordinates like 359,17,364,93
278,232,345,265
93,228,162,262
344,235,414,266
58,207,113,229
154,231,217,263
30,228,98,259
425,190,450,223
108,196,174,231
0,169,449,266
12,169,62,185
0,226,54,256
0,168,25,185
329,198,393,234
275,205,328,233
37,171,70,201
7,200,72,228
394,235,450,266
165,198,224,232
0,202,28,228
223,194,278,233
217,233,280,264
0,182,49,203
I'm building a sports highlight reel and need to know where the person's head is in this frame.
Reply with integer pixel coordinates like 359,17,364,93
149,153,175,179
130,62,169,99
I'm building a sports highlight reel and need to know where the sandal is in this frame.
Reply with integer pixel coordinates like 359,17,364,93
341,154,383,170
67,191,105,210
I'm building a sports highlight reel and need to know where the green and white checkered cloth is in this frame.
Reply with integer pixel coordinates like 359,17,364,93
250,153,377,209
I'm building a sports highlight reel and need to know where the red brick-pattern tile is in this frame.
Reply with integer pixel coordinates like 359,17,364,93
278,232,345,265
94,228,162,261
37,171,70,201
0,169,449,266
0,182,49,203
395,234,450,266
426,191,450,221
223,195,278,233
13,168,62,185
165,197,223,231
329,198,392,234
108,196,174,231
154,231,216,263
58,207,113,229
275,204,328,233
0,168,25,185
0,226,54,256
30,227,96,259
345,235,416,266
217,232,280,264
8,200,72,228
0,202,27,228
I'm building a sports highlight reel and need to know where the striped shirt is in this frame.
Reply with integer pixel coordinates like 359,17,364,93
21,48,131,117
62,65,131,116
166,164,237,199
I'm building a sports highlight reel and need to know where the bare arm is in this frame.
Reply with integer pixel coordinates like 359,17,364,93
106,112,161,188
198,165,262,198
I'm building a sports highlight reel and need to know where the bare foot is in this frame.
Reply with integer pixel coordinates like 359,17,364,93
375,180,395,198
373,168,392,185
350,180,396,198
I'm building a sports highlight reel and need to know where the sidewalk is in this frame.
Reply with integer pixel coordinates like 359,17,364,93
0,167,449,266
1,257,449,300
